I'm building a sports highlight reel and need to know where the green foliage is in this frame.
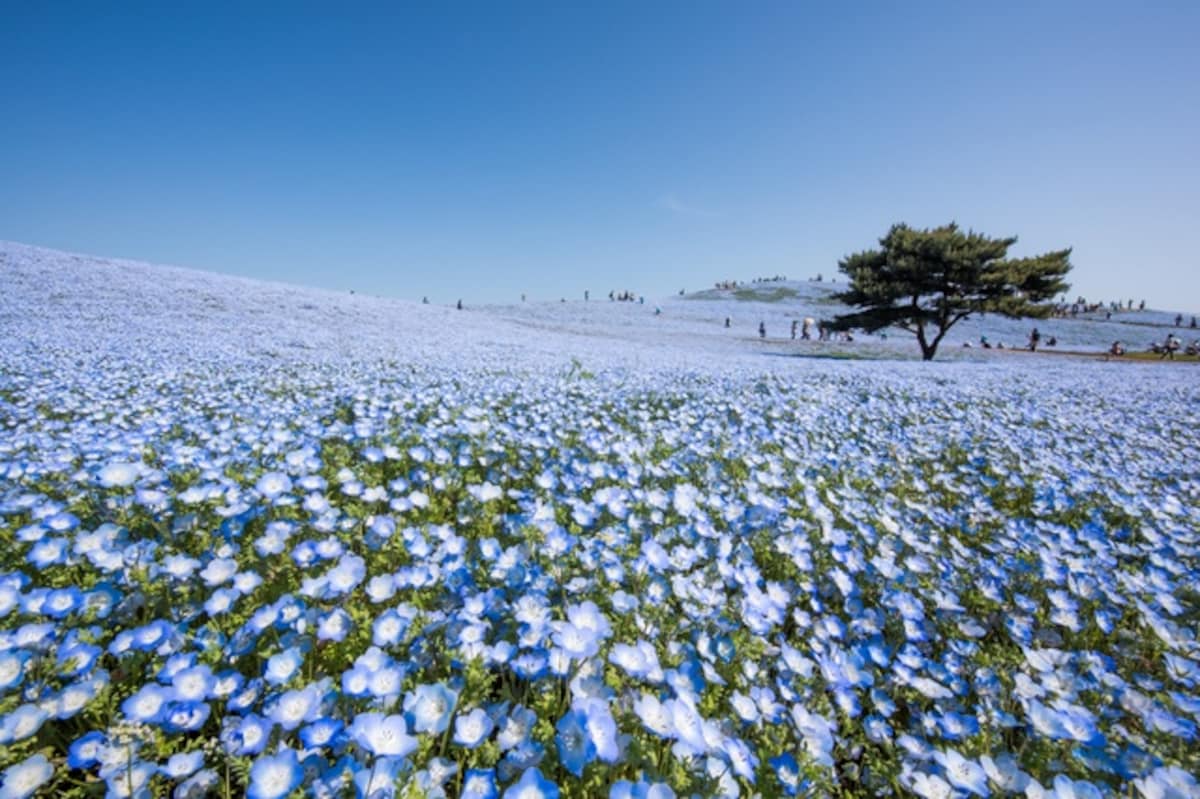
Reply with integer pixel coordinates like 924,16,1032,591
830,222,1072,360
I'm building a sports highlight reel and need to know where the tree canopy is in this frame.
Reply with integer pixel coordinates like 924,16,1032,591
829,223,1072,360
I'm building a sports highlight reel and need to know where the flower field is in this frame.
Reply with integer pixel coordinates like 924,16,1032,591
1,244,1199,797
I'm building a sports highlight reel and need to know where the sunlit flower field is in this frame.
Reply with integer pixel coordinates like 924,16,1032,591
1,243,1198,798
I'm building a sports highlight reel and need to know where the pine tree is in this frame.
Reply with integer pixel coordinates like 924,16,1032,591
829,223,1072,360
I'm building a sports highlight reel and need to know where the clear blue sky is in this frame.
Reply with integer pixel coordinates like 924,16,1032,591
3,1,1197,309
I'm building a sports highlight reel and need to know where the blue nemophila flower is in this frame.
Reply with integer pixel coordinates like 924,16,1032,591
227,678,263,713
721,736,758,781
979,754,1031,793
353,755,405,799
121,683,174,724
367,664,406,700
248,748,303,799
204,587,241,616
770,752,803,796
225,713,272,756
573,697,620,763
98,461,140,488
609,640,664,683
908,771,953,799
255,472,293,500
935,710,979,740
264,647,304,686
933,749,989,796
68,730,107,769
790,705,835,769
162,554,201,580
129,619,174,652
41,585,83,618
1028,774,1105,799
454,707,495,749
633,693,673,737
0,651,29,690
609,780,676,799
497,705,537,751
104,760,156,799
373,605,417,647
175,767,219,798
404,683,458,735
1132,765,1199,798
503,767,558,799
299,717,344,750
49,678,102,720
341,664,373,698
267,683,324,730
171,664,216,702
462,768,498,799
348,712,417,757
27,538,68,569
163,750,205,780
555,709,594,777
317,607,353,642
0,753,53,799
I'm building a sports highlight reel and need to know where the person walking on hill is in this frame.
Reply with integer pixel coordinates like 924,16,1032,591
1029,327,1041,352
758,321,766,339
790,320,798,340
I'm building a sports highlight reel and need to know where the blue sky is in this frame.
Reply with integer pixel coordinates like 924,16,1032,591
3,1,1198,310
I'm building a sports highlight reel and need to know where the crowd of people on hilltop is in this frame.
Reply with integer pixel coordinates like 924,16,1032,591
1053,296,1147,318
712,275,789,289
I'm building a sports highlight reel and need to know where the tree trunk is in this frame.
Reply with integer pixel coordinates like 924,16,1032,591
915,321,938,360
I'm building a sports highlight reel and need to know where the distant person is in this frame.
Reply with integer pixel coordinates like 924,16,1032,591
1160,334,1181,359
1029,327,1041,352
724,317,731,328
758,321,766,339
1191,316,1197,329
654,306,661,316
1139,300,1145,310
422,296,429,304
457,299,463,310
802,317,814,340
584,290,589,301
790,320,798,340
980,334,991,349
1109,341,1125,356
1176,313,1183,327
